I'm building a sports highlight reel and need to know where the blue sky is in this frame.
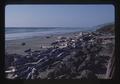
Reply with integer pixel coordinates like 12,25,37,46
5,5,114,27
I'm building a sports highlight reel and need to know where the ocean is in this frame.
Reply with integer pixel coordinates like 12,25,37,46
5,27,93,40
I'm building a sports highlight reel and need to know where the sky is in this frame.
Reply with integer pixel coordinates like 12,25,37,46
5,5,114,27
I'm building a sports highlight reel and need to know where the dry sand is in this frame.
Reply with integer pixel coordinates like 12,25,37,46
5,32,79,55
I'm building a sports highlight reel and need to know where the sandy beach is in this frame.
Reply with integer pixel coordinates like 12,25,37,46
5,32,79,55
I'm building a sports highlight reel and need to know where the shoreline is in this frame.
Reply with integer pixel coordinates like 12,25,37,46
6,29,90,41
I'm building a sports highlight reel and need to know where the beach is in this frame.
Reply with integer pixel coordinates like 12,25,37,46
5,23,115,79
5,4,116,79
5,32,79,55
5,29,115,79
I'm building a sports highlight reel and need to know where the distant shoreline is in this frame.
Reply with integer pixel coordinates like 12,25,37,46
5,29,88,41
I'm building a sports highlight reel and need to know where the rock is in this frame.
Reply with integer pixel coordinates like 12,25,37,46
21,42,26,46
46,36,50,38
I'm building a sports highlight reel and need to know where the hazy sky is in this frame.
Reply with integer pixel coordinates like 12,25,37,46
5,5,114,27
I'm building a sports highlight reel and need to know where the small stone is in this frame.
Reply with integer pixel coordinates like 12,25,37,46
21,42,26,46
46,36,50,38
